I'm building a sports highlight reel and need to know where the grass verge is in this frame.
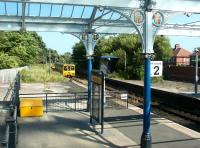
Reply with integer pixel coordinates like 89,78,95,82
20,64,68,83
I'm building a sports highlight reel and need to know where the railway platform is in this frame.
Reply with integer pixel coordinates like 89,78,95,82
114,79,200,99
16,103,200,148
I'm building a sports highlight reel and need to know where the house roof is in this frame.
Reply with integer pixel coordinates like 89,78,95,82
173,48,192,57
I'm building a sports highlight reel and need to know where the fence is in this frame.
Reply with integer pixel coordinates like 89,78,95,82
0,66,28,83
1,73,20,148
20,92,88,112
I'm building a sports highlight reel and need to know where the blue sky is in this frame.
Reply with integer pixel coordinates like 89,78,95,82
37,32,79,54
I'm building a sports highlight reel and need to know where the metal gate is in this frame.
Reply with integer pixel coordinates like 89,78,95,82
91,71,104,134
20,92,88,112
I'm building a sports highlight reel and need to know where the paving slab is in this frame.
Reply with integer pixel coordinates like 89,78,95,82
104,105,200,148
17,111,137,148
17,105,200,148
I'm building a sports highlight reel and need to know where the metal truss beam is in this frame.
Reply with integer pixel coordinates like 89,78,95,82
1,16,200,36
2,0,200,13
0,22,86,32
158,29,200,37
2,0,141,9
0,15,131,27
21,0,26,30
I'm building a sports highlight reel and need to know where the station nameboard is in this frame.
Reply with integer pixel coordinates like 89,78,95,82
151,61,163,77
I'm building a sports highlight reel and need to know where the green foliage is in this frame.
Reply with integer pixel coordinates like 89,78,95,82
95,34,143,79
58,52,72,64
72,34,172,80
152,76,164,83
0,31,46,69
20,65,67,83
71,42,87,69
0,52,20,68
154,36,172,62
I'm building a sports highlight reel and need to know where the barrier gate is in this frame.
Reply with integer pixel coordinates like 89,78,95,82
20,92,88,112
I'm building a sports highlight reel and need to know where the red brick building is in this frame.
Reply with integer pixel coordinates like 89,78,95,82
171,44,192,65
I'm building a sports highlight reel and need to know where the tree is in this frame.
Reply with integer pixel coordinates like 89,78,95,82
71,42,87,70
0,52,20,69
154,36,172,62
0,31,47,68
58,52,72,63
72,34,172,80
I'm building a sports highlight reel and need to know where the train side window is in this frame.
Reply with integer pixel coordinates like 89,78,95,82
71,66,74,70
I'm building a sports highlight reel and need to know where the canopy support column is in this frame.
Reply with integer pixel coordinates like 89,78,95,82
141,10,153,148
82,32,96,112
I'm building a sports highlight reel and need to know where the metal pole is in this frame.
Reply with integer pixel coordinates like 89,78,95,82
195,50,198,94
45,93,48,113
87,56,92,112
49,50,51,75
141,10,153,148
75,93,77,111
6,118,16,148
125,51,127,72
141,55,152,148
101,72,104,134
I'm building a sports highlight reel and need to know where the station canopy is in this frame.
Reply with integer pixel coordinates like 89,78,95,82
0,0,200,36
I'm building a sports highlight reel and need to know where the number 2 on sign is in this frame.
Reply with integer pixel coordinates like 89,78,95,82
154,66,159,75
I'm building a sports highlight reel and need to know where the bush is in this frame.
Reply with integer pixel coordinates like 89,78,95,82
20,64,68,83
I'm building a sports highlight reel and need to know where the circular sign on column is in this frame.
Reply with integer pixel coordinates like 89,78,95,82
152,11,164,27
133,10,144,25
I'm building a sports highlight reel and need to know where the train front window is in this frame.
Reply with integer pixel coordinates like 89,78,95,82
71,66,74,70
64,66,70,71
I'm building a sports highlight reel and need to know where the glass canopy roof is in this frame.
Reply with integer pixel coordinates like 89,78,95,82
0,0,199,36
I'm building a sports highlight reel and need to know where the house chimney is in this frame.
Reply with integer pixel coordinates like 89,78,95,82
175,44,181,49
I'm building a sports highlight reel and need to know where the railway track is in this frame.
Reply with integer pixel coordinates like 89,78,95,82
105,78,200,132
73,76,200,132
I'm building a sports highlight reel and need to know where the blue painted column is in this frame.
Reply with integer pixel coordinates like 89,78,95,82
141,10,153,148
87,56,92,111
141,55,152,148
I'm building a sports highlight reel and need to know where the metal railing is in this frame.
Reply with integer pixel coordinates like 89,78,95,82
4,106,18,148
20,92,88,112
1,73,20,148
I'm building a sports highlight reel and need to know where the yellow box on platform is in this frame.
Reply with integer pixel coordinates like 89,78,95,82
20,98,43,117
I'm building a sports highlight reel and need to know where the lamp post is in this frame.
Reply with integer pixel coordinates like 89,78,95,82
49,49,51,75
124,51,127,72
195,49,198,94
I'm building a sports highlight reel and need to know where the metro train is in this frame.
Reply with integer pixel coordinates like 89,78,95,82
54,63,75,78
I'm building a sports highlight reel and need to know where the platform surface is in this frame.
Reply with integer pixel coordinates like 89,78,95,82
16,104,200,148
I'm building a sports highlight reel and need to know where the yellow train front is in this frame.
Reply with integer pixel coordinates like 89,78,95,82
55,63,75,78
63,64,75,78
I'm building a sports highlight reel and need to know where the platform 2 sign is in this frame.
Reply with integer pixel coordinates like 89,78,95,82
151,61,163,77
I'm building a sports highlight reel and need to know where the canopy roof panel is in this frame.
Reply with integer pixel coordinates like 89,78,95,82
0,0,199,36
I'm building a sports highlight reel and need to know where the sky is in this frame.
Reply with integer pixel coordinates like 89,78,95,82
37,32,79,54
